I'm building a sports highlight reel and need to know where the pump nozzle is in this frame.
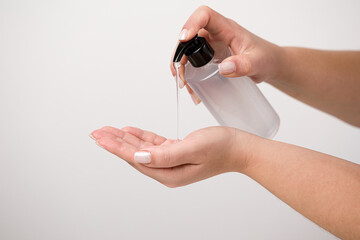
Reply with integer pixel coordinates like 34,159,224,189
172,34,214,68
173,34,197,63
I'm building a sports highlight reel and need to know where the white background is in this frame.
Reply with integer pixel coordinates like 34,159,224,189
0,0,359,239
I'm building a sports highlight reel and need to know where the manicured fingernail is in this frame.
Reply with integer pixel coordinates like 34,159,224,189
89,134,95,140
179,29,188,41
219,61,235,75
95,140,104,149
191,94,200,105
134,151,151,164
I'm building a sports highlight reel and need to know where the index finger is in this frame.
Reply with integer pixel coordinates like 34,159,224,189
179,6,234,45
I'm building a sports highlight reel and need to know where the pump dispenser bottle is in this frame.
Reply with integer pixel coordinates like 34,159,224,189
173,35,280,139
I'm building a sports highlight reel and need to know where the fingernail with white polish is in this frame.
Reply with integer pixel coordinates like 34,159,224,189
219,62,235,75
134,151,151,164
179,29,188,41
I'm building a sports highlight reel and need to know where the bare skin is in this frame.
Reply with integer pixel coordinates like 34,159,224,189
91,6,360,240
274,48,360,127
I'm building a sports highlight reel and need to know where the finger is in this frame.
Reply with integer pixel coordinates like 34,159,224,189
197,28,210,41
177,63,186,88
96,136,196,188
179,6,234,45
170,29,211,82
176,67,201,105
90,129,115,140
136,162,199,188
133,139,200,168
92,126,143,147
218,55,252,78
170,40,178,76
121,126,167,146
176,65,201,105
185,84,201,105
91,129,116,140
92,128,152,149
170,57,188,75
170,42,189,76
101,126,155,148
128,160,198,188
99,126,125,137
97,137,137,163
170,15,213,76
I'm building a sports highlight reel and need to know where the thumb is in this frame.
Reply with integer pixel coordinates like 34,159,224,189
218,55,252,78
133,140,197,168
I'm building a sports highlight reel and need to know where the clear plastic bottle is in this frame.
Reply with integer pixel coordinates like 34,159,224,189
173,35,280,139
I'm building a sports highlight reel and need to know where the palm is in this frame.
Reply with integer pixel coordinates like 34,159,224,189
93,126,171,160
91,126,238,187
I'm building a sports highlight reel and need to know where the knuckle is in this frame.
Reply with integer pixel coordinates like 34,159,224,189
157,147,172,167
197,5,212,14
235,57,252,76
243,59,252,75
194,5,213,20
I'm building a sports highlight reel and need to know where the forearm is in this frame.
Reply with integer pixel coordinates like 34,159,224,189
239,135,360,239
268,47,360,127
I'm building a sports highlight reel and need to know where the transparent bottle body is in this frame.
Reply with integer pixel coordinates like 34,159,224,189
184,48,280,139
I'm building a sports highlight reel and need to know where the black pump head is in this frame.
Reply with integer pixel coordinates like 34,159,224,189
173,35,214,68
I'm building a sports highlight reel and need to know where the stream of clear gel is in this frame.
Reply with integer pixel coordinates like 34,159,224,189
173,62,181,141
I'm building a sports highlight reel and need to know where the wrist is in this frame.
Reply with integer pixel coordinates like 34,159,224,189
267,46,296,86
229,129,265,175
263,44,285,84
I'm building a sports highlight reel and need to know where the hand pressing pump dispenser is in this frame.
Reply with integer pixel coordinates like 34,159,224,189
173,35,280,139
